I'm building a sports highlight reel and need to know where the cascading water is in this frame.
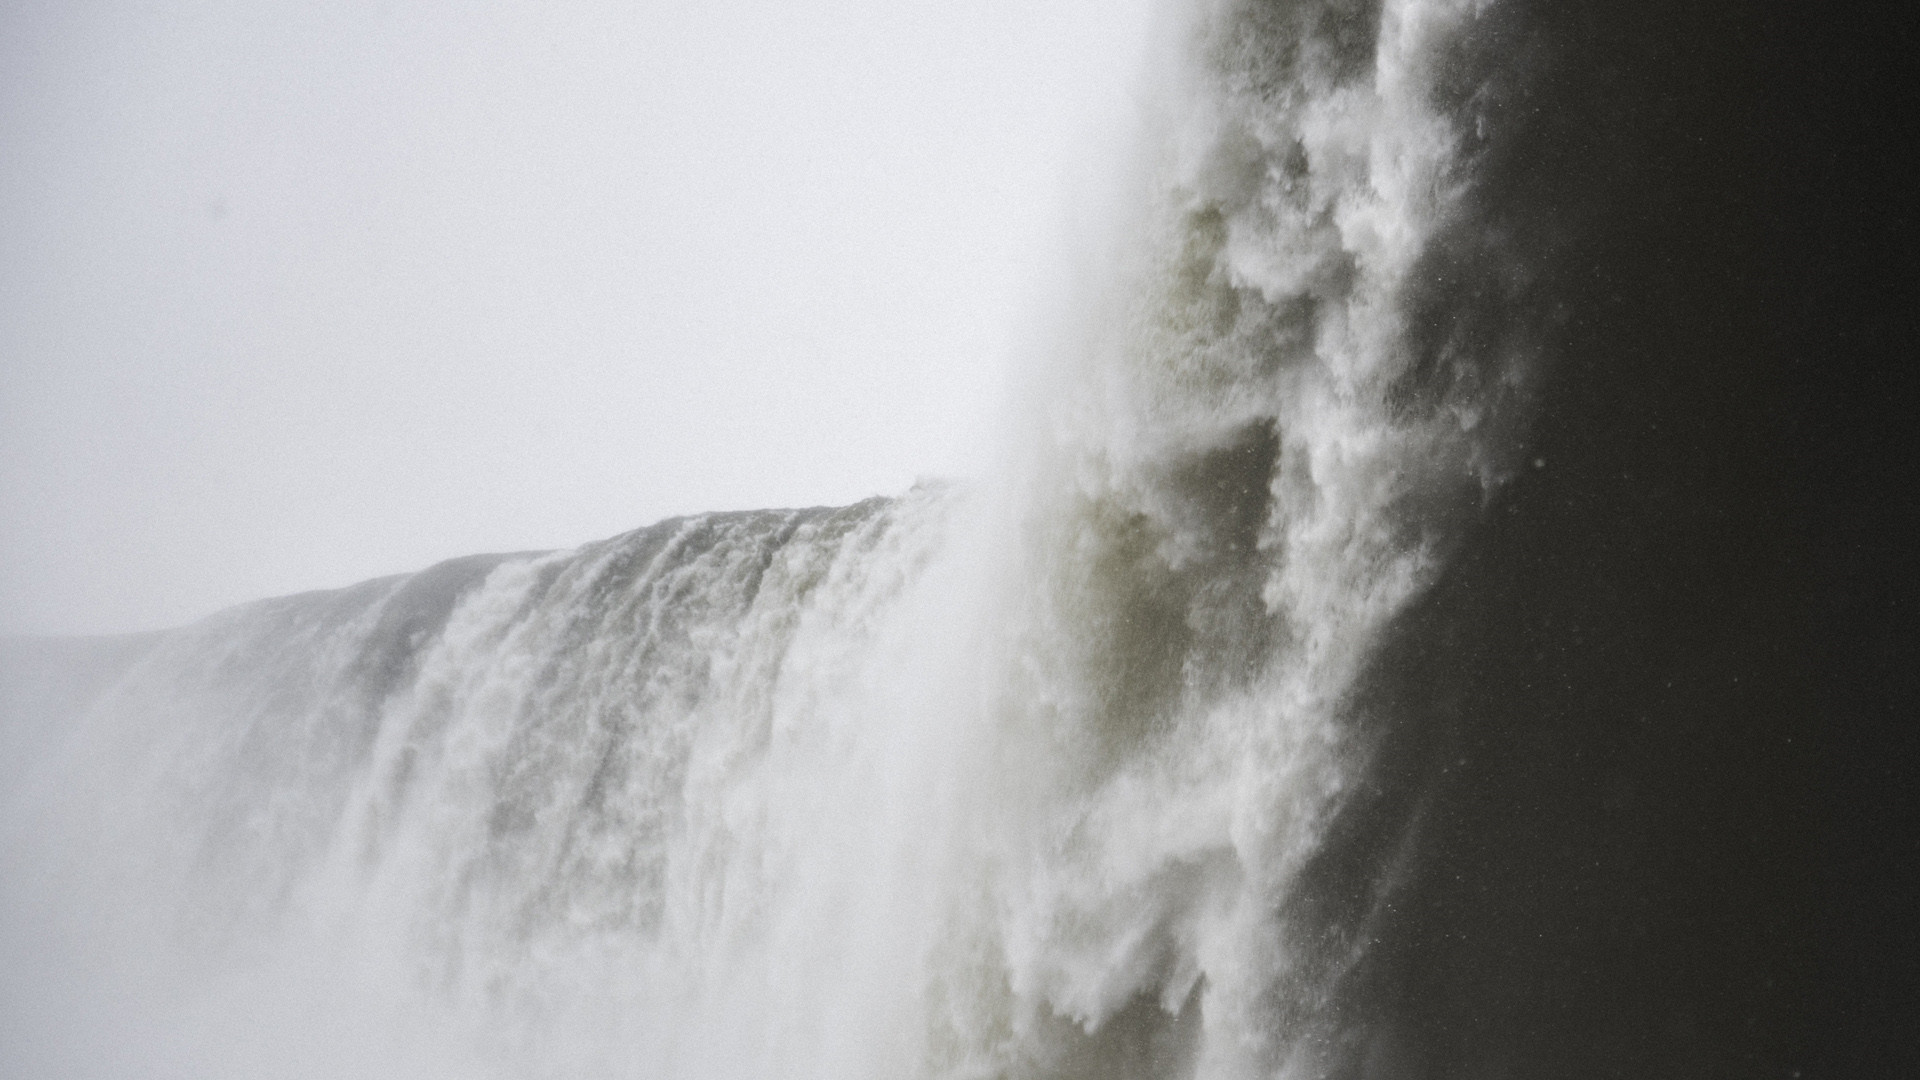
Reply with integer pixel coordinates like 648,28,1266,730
0,1,1545,1077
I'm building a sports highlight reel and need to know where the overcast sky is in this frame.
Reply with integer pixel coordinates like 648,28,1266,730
0,0,1158,635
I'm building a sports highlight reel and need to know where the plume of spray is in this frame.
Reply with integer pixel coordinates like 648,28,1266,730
932,0,1534,1074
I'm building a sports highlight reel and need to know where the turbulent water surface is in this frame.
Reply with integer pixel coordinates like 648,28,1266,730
2,0,1902,1076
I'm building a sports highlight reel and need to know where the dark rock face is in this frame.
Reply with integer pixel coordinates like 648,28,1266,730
1307,1,1917,1075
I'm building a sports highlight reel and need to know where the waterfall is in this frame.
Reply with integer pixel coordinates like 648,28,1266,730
1,1,1546,1077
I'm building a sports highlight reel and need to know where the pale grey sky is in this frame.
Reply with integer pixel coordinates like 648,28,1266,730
0,0,1156,634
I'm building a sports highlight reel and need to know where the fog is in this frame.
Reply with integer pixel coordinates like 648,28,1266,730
0,0,1156,635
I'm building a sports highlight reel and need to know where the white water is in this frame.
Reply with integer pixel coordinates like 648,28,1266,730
0,1,1528,1077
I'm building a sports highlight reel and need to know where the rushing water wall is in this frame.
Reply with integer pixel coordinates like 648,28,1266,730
3,0,1902,1075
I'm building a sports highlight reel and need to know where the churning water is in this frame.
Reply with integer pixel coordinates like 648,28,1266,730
2,0,1588,1076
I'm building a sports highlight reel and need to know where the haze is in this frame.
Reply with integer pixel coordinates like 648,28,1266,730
0,0,1155,635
